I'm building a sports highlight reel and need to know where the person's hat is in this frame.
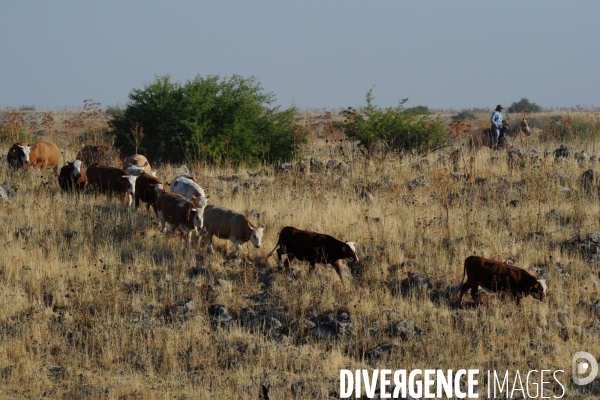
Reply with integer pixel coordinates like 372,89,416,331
495,105,504,111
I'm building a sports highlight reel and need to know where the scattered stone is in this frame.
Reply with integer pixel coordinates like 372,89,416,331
275,163,293,174
208,304,232,326
580,169,599,192
310,310,353,340
310,157,324,172
554,144,571,159
0,184,16,202
386,319,422,341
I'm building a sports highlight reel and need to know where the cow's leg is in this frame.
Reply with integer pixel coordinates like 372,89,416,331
284,255,295,274
157,211,167,233
229,236,241,258
207,233,215,254
459,281,472,306
181,225,192,243
470,284,479,304
332,260,344,282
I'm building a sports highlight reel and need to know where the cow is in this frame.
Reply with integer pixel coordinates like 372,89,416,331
459,256,547,306
123,154,151,173
202,205,264,257
266,226,359,282
86,163,138,206
7,142,27,169
135,172,164,216
58,160,86,192
156,192,207,243
12,141,61,173
467,118,531,151
170,175,206,198
76,144,114,166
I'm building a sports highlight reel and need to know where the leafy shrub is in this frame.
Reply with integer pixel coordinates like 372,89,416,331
451,110,478,121
334,89,447,158
508,98,542,113
405,106,431,115
18,105,36,111
110,74,305,166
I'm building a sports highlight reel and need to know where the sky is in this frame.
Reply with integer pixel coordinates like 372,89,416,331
1,1,599,111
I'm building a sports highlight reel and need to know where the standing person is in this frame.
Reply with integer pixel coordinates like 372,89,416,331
490,105,504,149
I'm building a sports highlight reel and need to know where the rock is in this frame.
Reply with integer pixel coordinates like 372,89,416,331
326,159,341,170
389,272,432,297
0,183,16,202
366,343,397,360
175,165,190,175
310,310,353,340
386,319,422,341
359,189,375,202
296,161,308,174
208,304,232,325
451,172,467,181
310,157,324,172
407,178,429,190
580,169,599,192
276,163,293,174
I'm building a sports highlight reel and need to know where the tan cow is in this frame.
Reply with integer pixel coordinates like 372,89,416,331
156,192,207,243
202,205,264,257
123,154,152,173
15,141,61,173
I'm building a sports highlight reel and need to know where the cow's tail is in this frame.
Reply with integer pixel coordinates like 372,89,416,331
266,243,279,259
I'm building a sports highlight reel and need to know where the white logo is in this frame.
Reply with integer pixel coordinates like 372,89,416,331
572,351,598,385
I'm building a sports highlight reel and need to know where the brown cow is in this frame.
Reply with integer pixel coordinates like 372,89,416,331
58,160,86,192
266,226,359,282
202,205,263,257
123,154,151,173
135,172,163,216
86,163,138,206
14,141,61,173
459,256,547,306
156,192,206,243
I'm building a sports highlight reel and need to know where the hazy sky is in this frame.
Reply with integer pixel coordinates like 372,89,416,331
2,1,599,111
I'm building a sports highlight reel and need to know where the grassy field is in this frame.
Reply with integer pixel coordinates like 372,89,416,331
1,109,600,398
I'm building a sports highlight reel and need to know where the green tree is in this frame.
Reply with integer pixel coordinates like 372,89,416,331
451,110,478,121
110,74,305,166
334,89,447,158
508,98,542,113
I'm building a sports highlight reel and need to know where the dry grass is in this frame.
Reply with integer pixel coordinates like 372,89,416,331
1,110,600,398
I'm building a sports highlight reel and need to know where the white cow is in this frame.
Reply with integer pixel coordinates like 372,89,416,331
202,205,264,257
170,175,206,199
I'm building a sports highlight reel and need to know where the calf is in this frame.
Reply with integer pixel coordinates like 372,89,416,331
58,160,86,192
156,192,206,243
135,172,164,216
459,256,547,306
14,141,61,173
170,174,206,198
202,205,264,257
123,154,152,173
267,226,358,282
86,163,138,206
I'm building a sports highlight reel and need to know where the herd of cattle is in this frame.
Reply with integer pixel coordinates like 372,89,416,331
5,141,548,306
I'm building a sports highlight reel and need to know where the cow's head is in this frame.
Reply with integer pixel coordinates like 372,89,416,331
344,241,359,263
18,145,31,165
118,175,138,206
71,160,82,178
530,279,547,301
153,183,164,198
249,225,264,248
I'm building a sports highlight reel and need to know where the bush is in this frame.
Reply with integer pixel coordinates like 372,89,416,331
451,110,478,121
110,74,305,166
508,98,542,113
405,106,431,115
334,89,447,158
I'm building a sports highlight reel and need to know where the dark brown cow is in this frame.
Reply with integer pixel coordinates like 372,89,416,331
7,142,27,169
267,226,359,281
14,141,61,173
58,160,86,192
459,256,547,306
156,192,204,243
86,163,138,206
135,172,163,215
